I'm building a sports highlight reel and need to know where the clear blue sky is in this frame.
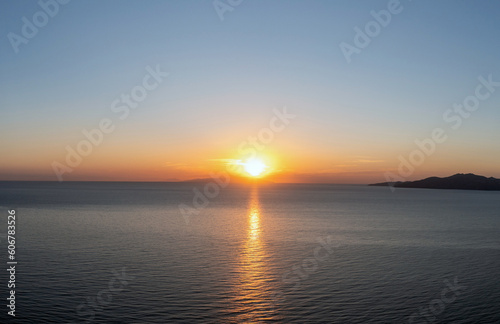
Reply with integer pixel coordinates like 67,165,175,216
1,0,500,182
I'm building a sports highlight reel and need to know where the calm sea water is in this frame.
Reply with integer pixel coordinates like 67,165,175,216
0,181,499,323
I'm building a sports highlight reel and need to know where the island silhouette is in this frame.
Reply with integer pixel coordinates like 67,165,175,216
370,173,500,191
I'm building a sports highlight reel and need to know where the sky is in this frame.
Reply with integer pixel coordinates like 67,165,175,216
1,0,500,183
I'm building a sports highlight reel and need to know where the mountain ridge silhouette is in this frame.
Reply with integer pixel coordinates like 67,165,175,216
370,173,500,191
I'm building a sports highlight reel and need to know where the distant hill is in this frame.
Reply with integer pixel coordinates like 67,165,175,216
370,173,500,191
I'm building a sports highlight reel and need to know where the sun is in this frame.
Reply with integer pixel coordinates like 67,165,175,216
243,158,267,177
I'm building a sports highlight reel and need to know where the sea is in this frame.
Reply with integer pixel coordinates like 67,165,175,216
0,181,499,323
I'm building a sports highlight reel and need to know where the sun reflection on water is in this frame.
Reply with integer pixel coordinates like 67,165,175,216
230,186,278,322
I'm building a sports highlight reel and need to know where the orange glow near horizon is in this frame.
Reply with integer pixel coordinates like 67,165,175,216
3,129,500,184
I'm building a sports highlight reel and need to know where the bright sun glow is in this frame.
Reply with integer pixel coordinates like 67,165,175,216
243,158,267,177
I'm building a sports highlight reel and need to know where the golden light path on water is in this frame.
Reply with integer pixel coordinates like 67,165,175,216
231,186,278,322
